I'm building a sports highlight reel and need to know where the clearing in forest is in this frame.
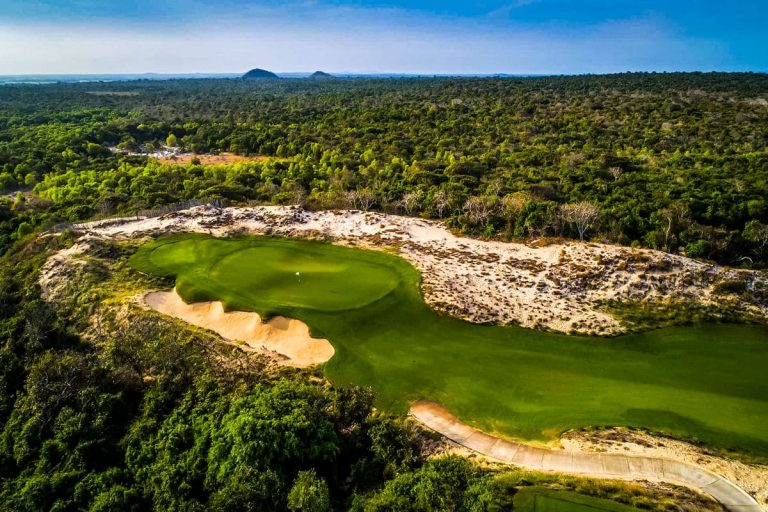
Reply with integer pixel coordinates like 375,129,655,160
155,152,286,165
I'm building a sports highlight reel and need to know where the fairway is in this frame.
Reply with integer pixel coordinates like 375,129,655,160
512,488,637,512
130,234,768,457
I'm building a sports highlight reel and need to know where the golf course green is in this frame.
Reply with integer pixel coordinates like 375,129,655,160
130,234,768,457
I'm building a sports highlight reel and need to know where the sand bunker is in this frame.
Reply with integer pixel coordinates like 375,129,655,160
143,288,334,367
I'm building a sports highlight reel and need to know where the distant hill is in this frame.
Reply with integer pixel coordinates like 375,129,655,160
308,71,334,80
242,68,279,79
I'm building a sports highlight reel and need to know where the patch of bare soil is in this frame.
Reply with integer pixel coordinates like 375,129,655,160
39,238,94,301
156,152,283,165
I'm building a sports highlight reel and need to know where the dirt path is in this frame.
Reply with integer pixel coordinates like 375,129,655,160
410,402,763,512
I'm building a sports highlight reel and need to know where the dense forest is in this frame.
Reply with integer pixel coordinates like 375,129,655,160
0,73,766,510
1,72,767,265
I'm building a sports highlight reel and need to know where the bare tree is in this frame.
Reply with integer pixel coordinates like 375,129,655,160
357,189,375,211
344,188,376,211
607,167,624,181
658,203,691,250
500,192,528,221
499,192,529,235
744,220,768,255
399,191,422,216
290,183,307,207
485,180,503,197
560,201,600,241
95,198,115,218
432,189,452,218
463,196,496,226
343,190,358,209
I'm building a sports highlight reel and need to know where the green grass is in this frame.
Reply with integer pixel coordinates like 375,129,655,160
130,234,768,457
513,488,637,512
139,233,399,311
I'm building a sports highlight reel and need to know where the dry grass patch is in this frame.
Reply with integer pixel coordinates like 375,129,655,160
155,152,288,165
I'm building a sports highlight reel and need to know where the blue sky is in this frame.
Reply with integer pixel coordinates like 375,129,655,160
0,0,766,74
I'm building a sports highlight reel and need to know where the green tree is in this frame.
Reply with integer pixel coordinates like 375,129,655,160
16,222,33,238
287,469,332,512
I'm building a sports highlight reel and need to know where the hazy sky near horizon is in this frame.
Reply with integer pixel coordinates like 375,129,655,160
1,0,766,74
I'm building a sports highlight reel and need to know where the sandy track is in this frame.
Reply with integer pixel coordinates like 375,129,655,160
410,402,763,512
74,205,768,336
144,289,334,367
562,427,768,507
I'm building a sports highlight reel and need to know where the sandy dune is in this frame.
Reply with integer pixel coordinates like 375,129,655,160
143,288,334,367
74,205,768,335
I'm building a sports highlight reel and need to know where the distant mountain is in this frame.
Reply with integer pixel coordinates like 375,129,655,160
308,71,334,80
242,68,279,79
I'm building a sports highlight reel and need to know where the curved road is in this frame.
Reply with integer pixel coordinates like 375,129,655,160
410,402,762,512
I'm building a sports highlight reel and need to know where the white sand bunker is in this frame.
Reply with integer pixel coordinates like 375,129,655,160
144,288,334,367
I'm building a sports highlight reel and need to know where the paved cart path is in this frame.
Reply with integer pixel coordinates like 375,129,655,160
410,402,762,512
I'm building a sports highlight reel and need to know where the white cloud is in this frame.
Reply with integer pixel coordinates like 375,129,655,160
487,0,543,18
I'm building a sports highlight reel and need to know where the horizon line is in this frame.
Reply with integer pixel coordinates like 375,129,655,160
2,70,767,79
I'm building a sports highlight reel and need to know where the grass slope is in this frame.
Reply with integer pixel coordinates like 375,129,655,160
130,234,768,457
513,487,637,512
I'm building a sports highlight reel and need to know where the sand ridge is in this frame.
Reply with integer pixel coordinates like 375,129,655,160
73,205,768,335
143,288,334,367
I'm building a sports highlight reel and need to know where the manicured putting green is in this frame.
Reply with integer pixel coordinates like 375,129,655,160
140,235,398,311
131,234,768,458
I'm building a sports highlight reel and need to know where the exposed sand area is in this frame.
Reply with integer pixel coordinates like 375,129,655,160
73,205,768,335
561,427,768,508
411,402,764,512
155,152,281,165
143,288,334,367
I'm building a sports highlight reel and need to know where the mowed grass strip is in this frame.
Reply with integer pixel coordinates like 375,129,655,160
512,487,638,512
130,234,768,458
